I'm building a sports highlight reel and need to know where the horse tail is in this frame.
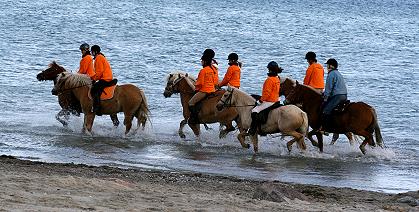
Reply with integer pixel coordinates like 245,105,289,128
136,89,151,129
371,107,384,148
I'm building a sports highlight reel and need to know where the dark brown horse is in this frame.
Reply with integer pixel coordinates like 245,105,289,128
163,71,243,139
37,62,120,127
285,81,384,154
280,77,354,146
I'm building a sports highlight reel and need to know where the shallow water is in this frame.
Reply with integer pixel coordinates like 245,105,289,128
0,0,418,193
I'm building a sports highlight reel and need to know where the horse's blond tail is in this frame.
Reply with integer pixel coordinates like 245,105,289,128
136,89,151,129
299,111,309,136
372,108,384,148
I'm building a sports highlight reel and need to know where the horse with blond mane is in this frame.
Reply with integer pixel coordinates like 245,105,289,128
285,81,384,154
163,71,243,139
43,62,149,135
216,86,309,153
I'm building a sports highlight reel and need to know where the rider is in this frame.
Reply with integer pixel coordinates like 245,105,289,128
218,53,241,89
321,58,347,130
188,49,218,124
303,51,324,93
90,45,115,115
248,61,282,135
78,43,95,78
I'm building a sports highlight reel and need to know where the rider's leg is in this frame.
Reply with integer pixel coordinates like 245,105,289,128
188,92,207,124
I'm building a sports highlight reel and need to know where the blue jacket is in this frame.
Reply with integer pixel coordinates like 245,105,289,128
324,69,347,100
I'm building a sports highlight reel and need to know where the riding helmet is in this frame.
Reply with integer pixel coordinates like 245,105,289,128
227,53,238,61
201,48,215,60
79,43,89,51
305,51,316,60
91,45,101,53
325,58,338,68
267,61,283,73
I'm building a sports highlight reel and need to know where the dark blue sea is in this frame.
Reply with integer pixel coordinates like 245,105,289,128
0,0,418,193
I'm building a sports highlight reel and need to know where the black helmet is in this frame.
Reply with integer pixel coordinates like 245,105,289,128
79,43,89,51
227,53,238,61
91,45,101,53
305,51,316,60
201,48,215,60
267,61,283,73
325,58,338,68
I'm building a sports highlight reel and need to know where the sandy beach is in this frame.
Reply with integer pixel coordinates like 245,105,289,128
0,155,416,211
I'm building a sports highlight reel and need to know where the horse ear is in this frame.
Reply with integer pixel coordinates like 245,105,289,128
185,73,188,77
296,80,300,85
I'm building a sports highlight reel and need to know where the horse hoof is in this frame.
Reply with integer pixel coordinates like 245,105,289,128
360,146,366,155
179,134,186,139
311,141,318,147
245,144,251,149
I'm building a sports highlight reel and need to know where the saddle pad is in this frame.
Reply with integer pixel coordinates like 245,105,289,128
88,85,117,101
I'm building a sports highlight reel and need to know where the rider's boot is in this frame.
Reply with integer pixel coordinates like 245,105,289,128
248,112,259,135
188,105,200,124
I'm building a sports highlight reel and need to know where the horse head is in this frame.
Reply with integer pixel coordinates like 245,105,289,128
280,77,296,96
285,80,304,104
163,71,195,98
216,86,235,111
37,61,67,82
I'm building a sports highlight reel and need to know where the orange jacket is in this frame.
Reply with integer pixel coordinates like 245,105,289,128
303,63,324,89
260,76,280,102
219,64,240,88
78,55,95,78
93,54,113,81
195,66,217,93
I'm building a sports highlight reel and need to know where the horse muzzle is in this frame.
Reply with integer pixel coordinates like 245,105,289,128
51,88,58,96
163,90,172,98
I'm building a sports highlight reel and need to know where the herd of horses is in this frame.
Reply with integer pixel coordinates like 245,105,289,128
37,62,384,155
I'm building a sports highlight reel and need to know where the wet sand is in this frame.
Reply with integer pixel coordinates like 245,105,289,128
0,155,417,211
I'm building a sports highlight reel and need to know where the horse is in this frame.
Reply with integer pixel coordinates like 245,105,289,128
51,70,149,135
216,86,309,153
163,71,243,139
37,61,120,127
280,77,355,146
285,81,384,154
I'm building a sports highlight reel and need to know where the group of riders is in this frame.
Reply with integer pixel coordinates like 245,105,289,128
77,43,347,134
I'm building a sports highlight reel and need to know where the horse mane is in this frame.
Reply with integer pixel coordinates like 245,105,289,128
298,83,323,97
49,61,68,73
56,72,92,90
280,76,296,85
166,71,196,90
231,87,256,103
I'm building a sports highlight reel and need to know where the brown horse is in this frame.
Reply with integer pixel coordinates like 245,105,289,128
163,71,243,139
37,62,119,127
285,81,384,154
280,77,354,146
51,69,149,135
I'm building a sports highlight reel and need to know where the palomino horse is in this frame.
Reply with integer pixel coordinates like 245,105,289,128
52,71,149,135
285,81,384,154
216,86,309,153
37,62,119,127
163,71,243,139
280,77,354,146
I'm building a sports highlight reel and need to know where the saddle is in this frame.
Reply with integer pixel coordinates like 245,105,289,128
88,79,118,101
332,100,351,114
194,90,224,112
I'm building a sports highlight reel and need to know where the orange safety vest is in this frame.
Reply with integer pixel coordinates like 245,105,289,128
303,63,324,89
93,54,113,81
260,76,280,102
195,66,217,93
219,64,240,88
78,55,95,78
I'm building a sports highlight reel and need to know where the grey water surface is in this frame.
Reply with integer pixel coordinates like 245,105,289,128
0,0,418,193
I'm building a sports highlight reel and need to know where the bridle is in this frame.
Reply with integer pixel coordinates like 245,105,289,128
165,75,194,95
219,88,256,108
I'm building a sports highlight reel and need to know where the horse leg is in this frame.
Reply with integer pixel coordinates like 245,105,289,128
219,121,234,139
178,119,187,139
56,109,70,127
110,114,119,127
251,134,259,153
188,123,200,137
307,130,319,147
237,131,250,149
316,132,324,152
83,113,95,135
123,113,134,135
357,130,373,155
346,132,355,146
330,133,340,145
284,131,306,153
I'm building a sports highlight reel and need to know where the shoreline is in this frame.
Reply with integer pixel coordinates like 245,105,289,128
0,155,417,211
